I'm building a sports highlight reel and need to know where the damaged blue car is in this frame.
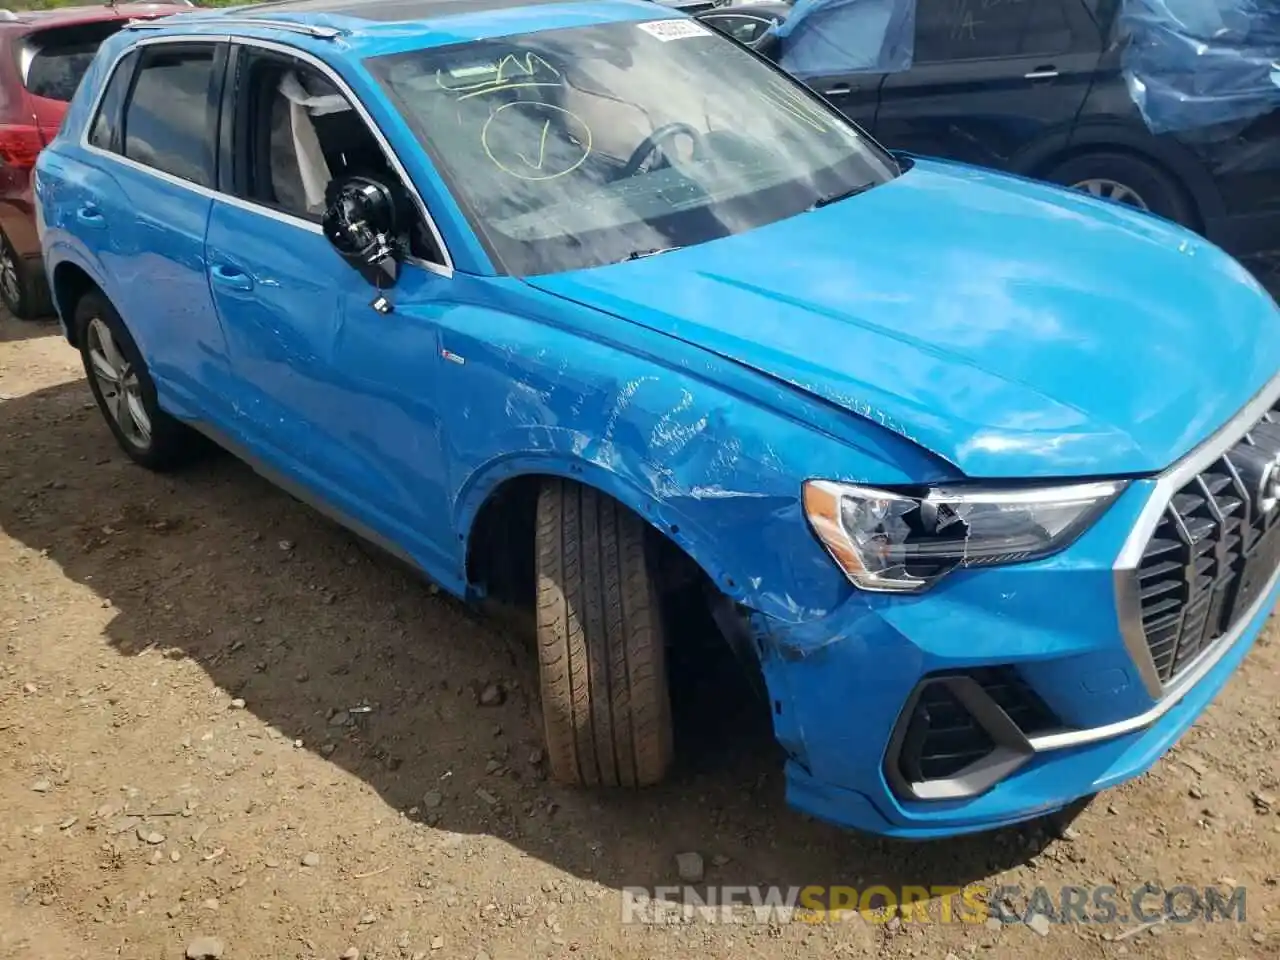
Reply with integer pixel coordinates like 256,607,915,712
35,0,1280,837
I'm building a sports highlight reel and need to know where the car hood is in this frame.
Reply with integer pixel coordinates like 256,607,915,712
527,158,1280,479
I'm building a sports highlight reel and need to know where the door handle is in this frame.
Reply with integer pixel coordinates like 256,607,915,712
824,83,853,96
1025,67,1059,81
76,204,106,228
211,263,254,292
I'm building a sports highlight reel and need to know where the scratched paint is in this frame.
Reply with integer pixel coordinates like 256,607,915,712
41,10,1280,840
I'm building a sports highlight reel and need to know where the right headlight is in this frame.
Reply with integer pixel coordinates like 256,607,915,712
802,478,1128,593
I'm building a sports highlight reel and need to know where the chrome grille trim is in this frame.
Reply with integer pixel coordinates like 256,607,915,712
1115,369,1280,698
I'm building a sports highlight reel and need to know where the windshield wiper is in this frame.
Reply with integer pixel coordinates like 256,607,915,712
809,182,875,210
624,246,677,261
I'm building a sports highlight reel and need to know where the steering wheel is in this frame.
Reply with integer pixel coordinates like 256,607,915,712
620,122,704,179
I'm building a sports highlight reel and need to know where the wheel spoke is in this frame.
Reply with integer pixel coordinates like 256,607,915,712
103,387,123,423
125,389,151,443
1074,178,1149,211
89,348,119,385
87,318,152,450
95,322,126,376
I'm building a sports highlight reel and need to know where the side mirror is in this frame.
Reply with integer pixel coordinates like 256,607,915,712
322,175,401,288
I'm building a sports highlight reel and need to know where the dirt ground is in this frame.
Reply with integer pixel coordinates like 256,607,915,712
3,259,1280,960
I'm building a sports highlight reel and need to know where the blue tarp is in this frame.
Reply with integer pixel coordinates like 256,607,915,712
771,0,914,79
1120,0,1280,135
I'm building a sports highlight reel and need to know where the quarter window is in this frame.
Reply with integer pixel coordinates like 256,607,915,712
88,49,137,152
702,13,776,45
122,44,219,187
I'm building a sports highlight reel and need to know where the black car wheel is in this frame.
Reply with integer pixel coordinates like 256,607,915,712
76,289,204,470
534,478,674,788
1043,152,1197,231
0,230,52,320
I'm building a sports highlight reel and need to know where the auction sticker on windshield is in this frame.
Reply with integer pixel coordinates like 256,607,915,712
637,19,711,41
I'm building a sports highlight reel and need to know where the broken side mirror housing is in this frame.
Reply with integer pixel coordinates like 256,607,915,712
322,175,402,289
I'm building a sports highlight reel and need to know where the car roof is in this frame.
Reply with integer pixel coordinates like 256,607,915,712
0,2,190,30
119,0,674,57
228,0,582,21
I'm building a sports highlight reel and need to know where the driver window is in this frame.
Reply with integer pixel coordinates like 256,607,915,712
234,50,444,264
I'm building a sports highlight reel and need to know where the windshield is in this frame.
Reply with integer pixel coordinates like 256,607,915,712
366,18,898,275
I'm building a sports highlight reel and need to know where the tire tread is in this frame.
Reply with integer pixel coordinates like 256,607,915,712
536,479,672,789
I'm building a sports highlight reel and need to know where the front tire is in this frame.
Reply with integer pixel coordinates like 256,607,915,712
76,290,202,471
1043,151,1197,230
535,479,674,788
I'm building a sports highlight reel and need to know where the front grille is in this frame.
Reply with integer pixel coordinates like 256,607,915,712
1135,401,1280,685
896,668,1056,785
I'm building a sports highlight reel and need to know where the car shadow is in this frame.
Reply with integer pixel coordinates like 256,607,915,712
0,380,1064,903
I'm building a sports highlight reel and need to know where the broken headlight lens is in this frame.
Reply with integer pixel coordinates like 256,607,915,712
802,479,1127,593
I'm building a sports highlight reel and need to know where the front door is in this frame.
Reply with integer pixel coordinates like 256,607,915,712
206,43,460,576
875,0,1102,169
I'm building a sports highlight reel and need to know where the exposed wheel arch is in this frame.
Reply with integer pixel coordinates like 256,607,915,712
458,455,747,610
465,471,712,614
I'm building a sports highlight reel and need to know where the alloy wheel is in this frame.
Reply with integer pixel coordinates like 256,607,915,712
1072,178,1150,211
86,317,152,450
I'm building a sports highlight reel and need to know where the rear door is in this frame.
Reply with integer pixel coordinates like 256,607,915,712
874,0,1102,170
73,39,234,417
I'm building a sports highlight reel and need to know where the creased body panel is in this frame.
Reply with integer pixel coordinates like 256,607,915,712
531,159,1280,479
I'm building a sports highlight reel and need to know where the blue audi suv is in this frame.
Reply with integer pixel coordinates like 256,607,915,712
34,0,1280,837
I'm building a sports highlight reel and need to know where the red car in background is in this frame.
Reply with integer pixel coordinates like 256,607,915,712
0,2,189,318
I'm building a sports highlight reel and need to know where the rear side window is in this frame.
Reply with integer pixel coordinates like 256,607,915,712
122,44,219,187
23,21,128,102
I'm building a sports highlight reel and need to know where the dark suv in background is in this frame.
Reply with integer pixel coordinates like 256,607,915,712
699,0,1280,259
0,2,186,318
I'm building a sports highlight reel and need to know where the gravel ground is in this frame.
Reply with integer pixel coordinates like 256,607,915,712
2,260,1280,960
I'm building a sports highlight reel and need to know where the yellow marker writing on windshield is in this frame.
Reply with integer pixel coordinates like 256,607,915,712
437,51,563,98
481,102,593,182
515,118,554,171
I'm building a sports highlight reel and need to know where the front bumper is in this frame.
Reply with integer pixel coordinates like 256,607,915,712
756,374,1280,838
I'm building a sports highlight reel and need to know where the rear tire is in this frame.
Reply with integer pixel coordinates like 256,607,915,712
76,290,204,471
0,230,52,320
535,479,674,788
1043,151,1197,230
